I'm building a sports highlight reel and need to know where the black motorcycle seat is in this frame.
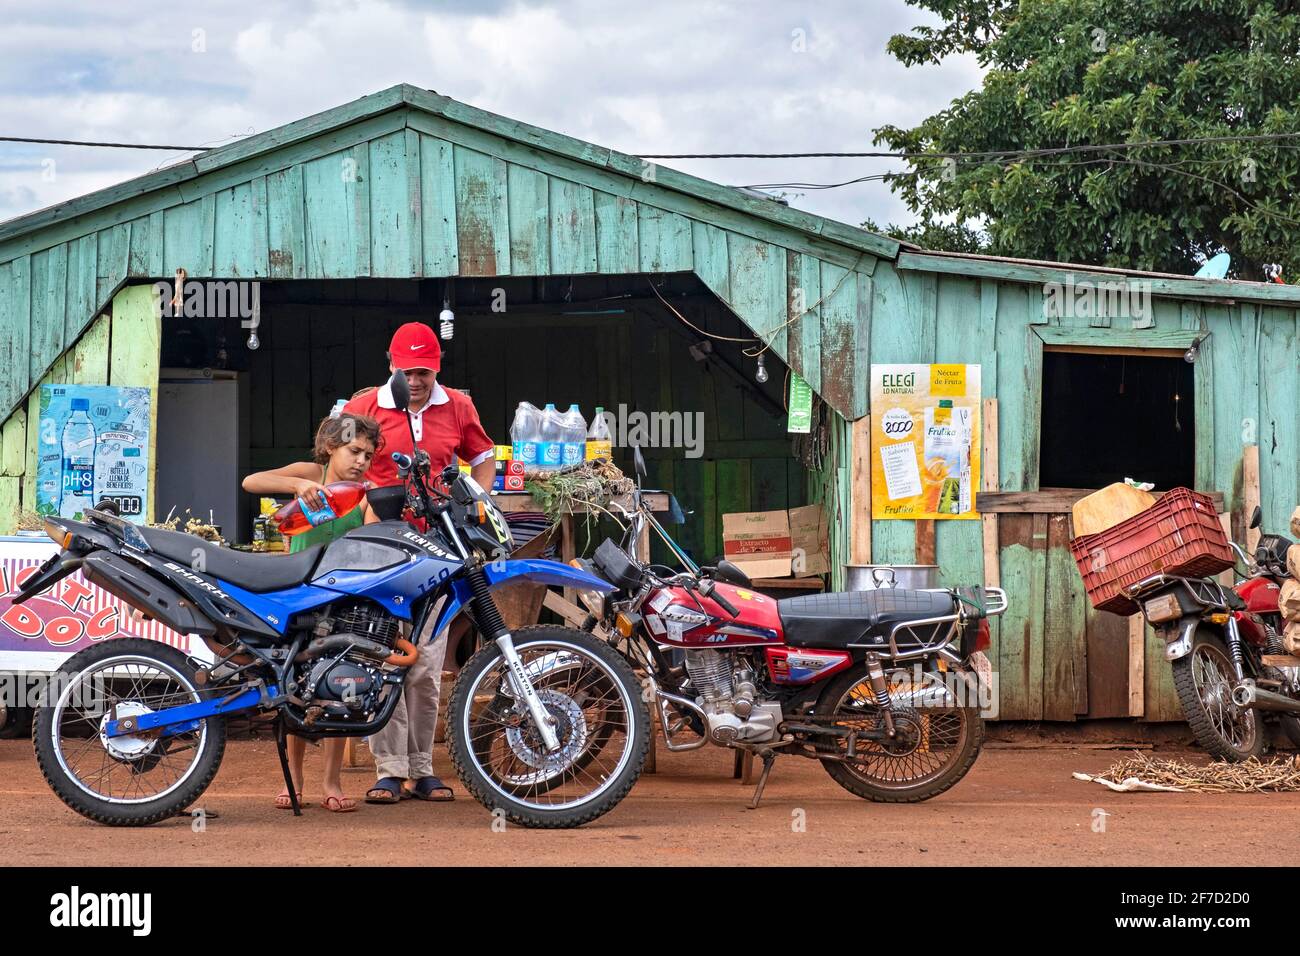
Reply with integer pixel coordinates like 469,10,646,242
137,526,325,593
778,588,956,649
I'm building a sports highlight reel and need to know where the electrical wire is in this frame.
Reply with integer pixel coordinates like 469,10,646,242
0,135,206,151
8,128,1300,160
638,130,1300,160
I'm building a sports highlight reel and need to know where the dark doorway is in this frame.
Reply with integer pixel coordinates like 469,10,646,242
1039,350,1195,490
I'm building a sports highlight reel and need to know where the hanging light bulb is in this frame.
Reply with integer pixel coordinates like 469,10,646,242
439,298,455,340
755,352,769,384
246,329,260,350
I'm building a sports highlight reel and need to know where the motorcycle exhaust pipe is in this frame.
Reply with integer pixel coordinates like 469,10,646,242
294,633,393,664
1231,680,1300,714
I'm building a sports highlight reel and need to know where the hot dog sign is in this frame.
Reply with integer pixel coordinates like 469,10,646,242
0,538,193,671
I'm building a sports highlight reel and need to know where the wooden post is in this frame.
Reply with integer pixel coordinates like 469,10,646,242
1243,444,1261,555
559,513,577,603
981,399,1000,588
915,521,936,566
108,285,163,522
1218,512,1235,586
644,701,657,774
733,749,755,784
343,736,372,769
850,415,871,564
1128,614,1145,718
636,513,651,563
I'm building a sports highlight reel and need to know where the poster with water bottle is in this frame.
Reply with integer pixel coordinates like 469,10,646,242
35,385,152,523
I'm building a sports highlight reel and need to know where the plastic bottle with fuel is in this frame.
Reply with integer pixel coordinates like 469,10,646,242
586,406,612,460
272,481,369,536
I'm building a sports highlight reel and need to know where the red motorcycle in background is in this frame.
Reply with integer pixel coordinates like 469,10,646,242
1128,506,1297,761
568,448,1006,808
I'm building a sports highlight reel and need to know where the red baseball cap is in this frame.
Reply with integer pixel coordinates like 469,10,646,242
389,322,442,371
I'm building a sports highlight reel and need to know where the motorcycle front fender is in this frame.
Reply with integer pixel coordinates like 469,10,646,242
429,558,614,643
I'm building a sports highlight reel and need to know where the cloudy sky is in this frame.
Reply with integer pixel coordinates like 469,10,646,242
0,0,981,231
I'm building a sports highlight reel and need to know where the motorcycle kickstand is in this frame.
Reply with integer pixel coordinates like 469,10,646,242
746,749,777,810
274,718,302,817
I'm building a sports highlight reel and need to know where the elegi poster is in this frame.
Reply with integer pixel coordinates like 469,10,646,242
35,385,152,522
870,364,981,520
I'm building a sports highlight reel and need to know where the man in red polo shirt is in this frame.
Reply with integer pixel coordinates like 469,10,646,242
347,321,495,805
344,322,495,492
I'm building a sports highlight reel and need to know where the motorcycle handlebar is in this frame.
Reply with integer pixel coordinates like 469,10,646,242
697,578,739,618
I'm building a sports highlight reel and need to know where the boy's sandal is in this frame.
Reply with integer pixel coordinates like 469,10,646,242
275,792,308,810
406,776,454,802
322,795,357,813
364,777,405,804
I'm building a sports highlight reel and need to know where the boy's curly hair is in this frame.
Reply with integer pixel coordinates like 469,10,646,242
313,413,383,465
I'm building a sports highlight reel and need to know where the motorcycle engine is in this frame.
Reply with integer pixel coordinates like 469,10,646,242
683,649,782,745
291,602,403,721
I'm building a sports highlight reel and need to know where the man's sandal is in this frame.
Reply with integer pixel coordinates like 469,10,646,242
364,777,405,804
405,776,454,802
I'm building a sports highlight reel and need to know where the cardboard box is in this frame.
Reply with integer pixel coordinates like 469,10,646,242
505,460,526,477
504,474,525,492
722,505,829,580
495,444,513,461
787,503,829,577
722,510,793,578
730,555,797,578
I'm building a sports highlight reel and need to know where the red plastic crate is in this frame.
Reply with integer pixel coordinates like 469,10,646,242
1069,488,1234,615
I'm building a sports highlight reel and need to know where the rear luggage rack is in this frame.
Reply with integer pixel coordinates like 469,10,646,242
847,586,1008,661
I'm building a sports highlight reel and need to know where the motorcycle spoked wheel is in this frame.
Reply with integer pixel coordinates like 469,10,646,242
33,638,227,826
813,664,984,803
1171,627,1264,762
470,680,619,797
448,625,650,828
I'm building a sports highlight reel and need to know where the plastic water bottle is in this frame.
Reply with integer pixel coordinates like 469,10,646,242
587,406,612,460
561,404,586,467
538,403,563,472
511,402,540,468
60,398,96,517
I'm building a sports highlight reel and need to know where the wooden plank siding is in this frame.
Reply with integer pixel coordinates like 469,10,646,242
820,266,1300,721
0,87,1296,722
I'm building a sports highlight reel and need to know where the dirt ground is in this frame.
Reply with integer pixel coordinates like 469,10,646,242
1,736,1296,867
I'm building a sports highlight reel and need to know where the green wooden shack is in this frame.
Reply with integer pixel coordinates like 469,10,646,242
0,84,1295,722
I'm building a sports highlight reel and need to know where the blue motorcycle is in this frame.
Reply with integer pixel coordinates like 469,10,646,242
19,372,650,828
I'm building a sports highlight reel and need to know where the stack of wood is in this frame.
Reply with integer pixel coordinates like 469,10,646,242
1283,507,1300,654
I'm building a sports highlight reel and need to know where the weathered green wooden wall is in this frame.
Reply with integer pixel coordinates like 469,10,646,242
0,284,161,526
0,84,1296,722
828,258,1299,721
0,91,889,434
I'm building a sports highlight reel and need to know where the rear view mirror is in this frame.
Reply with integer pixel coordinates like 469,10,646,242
366,485,406,521
388,369,411,411
1249,505,1262,530
713,559,752,588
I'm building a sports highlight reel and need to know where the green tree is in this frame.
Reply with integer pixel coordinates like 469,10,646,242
874,0,1300,279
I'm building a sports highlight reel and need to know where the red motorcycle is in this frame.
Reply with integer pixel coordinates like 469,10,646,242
575,449,1006,808
1129,506,1297,760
